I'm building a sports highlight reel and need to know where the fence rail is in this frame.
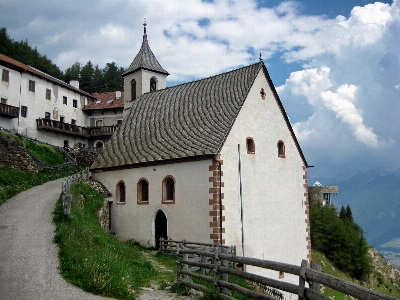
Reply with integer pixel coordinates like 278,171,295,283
167,241,397,300
61,167,90,215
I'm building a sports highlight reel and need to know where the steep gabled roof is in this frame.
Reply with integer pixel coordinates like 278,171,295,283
0,53,93,99
123,32,169,76
91,62,308,170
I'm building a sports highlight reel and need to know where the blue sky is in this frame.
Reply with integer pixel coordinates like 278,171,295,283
0,0,399,182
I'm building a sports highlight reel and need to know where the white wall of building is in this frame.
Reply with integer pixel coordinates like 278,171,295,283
92,159,213,246
219,69,309,290
1,65,89,147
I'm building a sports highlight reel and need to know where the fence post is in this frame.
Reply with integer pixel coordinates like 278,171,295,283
310,261,321,293
213,246,220,292
182,246,188,281
176,245,181,282
200,246,207,275
220,247,229,295
298,259,308,300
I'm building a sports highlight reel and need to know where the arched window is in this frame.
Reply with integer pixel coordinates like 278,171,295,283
116,181,126,203
277,140,285,158
131,79,137,100
137,178,149,204
95,141,104,149
150,77,157,92
162,176,175,204
246,137,255,154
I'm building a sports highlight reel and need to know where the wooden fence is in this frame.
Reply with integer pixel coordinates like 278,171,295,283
168,242,397,300
61,167,90,215
160,238,236,256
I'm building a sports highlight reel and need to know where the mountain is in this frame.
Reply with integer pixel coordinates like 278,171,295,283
310,167,400,269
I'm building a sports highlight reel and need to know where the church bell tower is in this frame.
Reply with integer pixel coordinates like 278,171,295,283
123,19,169,114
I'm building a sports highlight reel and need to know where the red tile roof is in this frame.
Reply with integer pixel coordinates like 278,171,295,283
84,91,124,110
0,53,94,99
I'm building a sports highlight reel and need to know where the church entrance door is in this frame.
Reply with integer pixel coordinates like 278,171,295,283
155,210,167,249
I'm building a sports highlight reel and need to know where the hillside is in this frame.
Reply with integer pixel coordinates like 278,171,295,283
331,167,400,269
312,248,400,299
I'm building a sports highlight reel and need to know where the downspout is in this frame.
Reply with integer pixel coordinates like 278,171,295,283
238,144,244,257
213,155,223,245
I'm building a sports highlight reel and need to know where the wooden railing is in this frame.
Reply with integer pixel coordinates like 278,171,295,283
170,243,397,300
89,125,118,137
37,119,90,137
160,239,236,256
61,167,90,215
36,119,118,137
0,103,19,118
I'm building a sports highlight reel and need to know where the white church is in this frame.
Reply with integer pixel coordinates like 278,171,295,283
91,22,311,287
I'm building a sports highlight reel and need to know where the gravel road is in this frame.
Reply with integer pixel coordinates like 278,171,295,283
0,178,109,300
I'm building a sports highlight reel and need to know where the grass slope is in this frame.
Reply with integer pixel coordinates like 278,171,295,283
312,249,400,299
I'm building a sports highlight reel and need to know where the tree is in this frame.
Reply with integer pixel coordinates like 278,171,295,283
79,61,95,93
64,62,81,84
346,204,354,223
102,62,124,91
93,65,105,92
310,204,372,280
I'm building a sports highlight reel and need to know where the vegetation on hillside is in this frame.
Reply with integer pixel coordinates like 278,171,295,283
54,181,163,299
312,249,400,299
0,28,64,79
310,203,373,280
0,132,84,205
0,27,124,93
16,134,66,167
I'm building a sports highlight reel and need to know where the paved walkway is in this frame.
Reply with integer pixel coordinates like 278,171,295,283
0,178,108,300
0,178,201,300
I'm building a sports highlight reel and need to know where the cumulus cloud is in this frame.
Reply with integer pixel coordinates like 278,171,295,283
1,0,400,178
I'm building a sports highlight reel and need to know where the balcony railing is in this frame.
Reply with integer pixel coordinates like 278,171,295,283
89,125,118,136
0,103,19,118
36,119,119,138
37,119,90,137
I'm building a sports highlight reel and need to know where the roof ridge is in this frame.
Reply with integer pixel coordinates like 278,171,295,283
150,61,264,93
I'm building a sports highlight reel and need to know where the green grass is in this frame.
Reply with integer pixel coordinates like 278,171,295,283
53,181,160,299
16,134,66,166
0,164,84,206
312,249,400,299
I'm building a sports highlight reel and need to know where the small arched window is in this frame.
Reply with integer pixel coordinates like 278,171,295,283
116,181,126,203
131,79,137,100
137,178,149,204
277,140,285,158
246,137,255,154
150,77,157,92
162,176,175,204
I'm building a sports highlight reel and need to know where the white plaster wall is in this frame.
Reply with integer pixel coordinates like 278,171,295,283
123,70,167,116
0,66,22,131
92,159,213,246
14,72,88,147
220,69,308,289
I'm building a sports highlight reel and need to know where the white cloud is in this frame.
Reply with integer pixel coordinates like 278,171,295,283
1,0,400,178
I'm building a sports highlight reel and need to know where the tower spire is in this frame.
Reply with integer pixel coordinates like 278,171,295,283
143,18,147,35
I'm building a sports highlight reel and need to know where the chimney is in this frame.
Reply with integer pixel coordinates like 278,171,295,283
70,80,79,90
116,91,121,99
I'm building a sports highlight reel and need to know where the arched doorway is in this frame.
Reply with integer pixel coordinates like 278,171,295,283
155,210,167,249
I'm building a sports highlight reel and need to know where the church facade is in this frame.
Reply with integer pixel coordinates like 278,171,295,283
91,24,311,287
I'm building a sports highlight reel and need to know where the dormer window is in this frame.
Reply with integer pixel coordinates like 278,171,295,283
150,77,157,92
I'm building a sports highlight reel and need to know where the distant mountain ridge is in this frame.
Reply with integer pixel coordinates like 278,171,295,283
311,167,400,269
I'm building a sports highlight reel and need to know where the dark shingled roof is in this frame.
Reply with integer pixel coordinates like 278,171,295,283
123,33,169,76
91,62,308,170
